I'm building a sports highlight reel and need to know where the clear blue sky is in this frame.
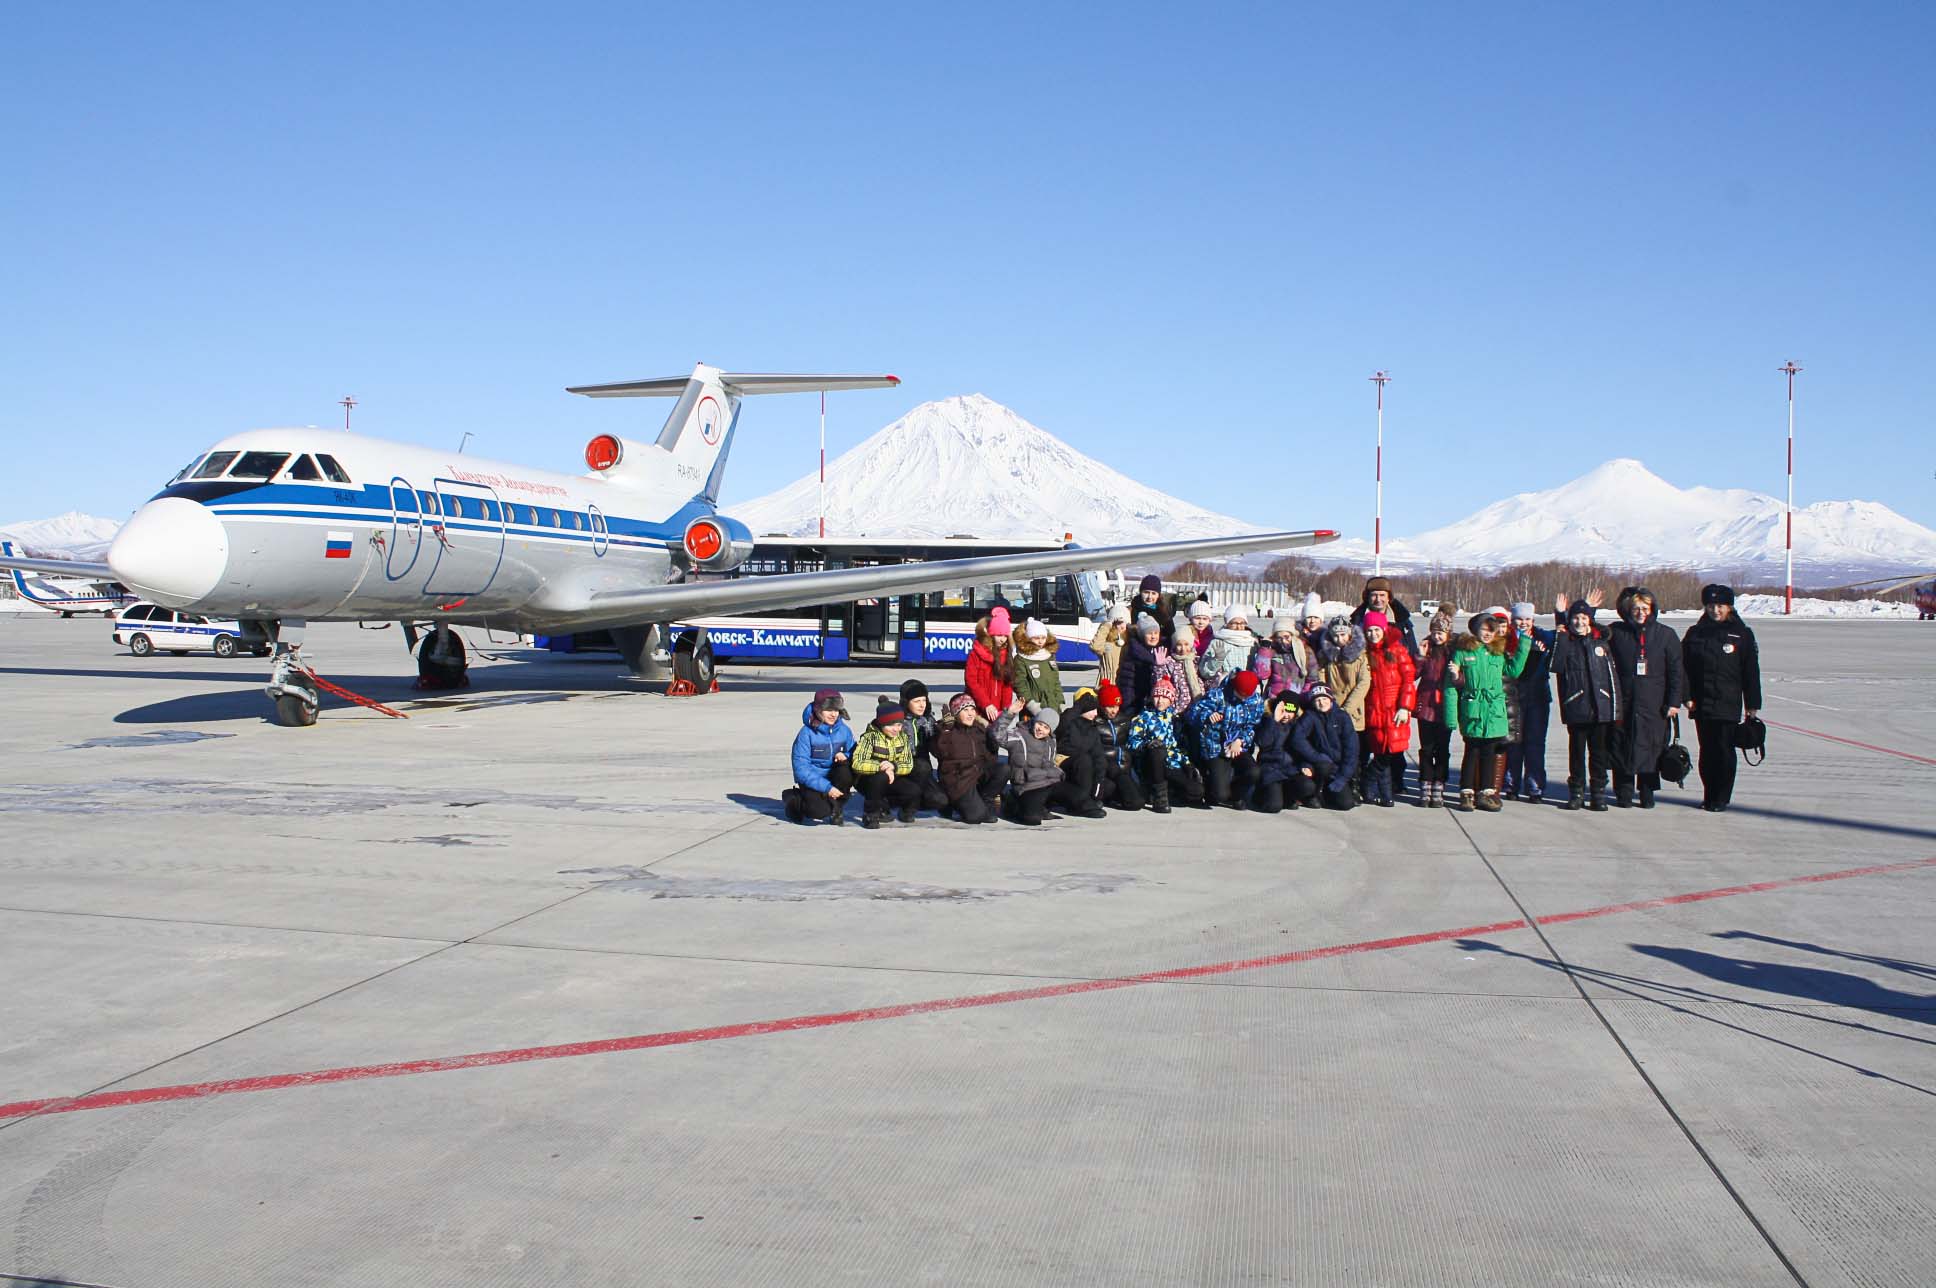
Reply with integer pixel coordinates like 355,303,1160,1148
4,1,1930,539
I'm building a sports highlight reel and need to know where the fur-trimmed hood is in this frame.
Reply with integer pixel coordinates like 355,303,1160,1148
1011,624,1060,659
1318,620,1366,664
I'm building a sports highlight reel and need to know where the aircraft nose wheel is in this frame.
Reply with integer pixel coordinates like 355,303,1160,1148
266,645,320,727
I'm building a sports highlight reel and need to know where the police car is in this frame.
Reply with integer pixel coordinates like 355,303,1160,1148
112,602,272,658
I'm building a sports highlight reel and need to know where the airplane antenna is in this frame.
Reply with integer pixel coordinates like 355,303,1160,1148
457,431,474,455
1369,371,1391,576
1779,361,1802,616
339,395,357,431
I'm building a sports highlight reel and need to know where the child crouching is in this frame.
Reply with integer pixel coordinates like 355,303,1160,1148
852,699,922,828
993,696,1065,826
1125,677,1203,812
934,692,1008,824
784,687,856,825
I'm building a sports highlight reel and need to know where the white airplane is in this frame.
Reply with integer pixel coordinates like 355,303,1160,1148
1,540,136,616
0,364,1338,725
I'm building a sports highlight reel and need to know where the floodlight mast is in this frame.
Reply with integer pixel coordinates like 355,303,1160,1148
1369,370,1391,576
1779,361,1802,615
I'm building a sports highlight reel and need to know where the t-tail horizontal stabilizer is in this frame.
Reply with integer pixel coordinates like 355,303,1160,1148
566,365,900,506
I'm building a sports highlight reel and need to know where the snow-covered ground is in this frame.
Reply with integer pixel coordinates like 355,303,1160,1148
1731,594,1922,619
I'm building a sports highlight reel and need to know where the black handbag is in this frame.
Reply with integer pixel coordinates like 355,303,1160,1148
1656,715,1693,787
1734,715,1767,766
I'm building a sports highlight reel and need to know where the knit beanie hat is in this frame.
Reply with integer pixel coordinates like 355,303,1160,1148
1701,583,1735,606
899,678,929,706
988,606,1011,637
1151,676,1177,703
1098,680,1122,707
1071,690,1100,716
1221,604,1248,626
1362,610,1389,633
1139,574,1162,594
1511,601,1537,620
1024,617,1049,643
1109,604,1131,624
1272,617,1299,636
1135,612,1160,634
1170,612,1196,650
1301,592,1324,621
874,702,904,726
1485,605,1510,621
1189,600,1213,620
1031,706,1061,733
1307,683,1334,701
1566,600,1596,625
946,692,977,717
1231,671,1260,698
812,687,845,714
1428,611,1455,636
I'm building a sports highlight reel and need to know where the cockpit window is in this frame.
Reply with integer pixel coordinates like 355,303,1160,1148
288,455,323,481
316,454,352,483
227,451,291,480
170,456,205,484
191,452,239,479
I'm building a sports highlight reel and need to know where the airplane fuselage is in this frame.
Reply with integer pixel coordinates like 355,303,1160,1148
113,428,710,632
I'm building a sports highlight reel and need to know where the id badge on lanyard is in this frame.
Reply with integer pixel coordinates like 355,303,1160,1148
1636,634,1648,677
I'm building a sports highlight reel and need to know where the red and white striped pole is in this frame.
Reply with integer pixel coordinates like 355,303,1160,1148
1369,371,1391,576
1779,361,1801,615
819,390,827,540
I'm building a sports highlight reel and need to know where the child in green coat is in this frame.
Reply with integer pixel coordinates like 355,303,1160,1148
1444,612,1533,812
1010,617,1066,712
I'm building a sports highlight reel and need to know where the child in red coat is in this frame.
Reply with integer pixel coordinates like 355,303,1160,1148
1361,611,1417,806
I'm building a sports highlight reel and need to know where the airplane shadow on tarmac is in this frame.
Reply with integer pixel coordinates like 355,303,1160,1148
1456,939,1936,1098
1651,794,1936,844
0,664,849,726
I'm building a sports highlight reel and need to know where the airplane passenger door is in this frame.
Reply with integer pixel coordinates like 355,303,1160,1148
423,478,507,597
386,478,423,581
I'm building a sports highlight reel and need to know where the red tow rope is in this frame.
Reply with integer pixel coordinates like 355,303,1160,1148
299,663,410,719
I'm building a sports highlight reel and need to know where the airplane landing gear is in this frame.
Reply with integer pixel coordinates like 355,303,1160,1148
264,619,318,727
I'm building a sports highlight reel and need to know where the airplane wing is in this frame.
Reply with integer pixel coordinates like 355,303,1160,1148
1814,571,1936,597
0,549,116,580
568,529,1338,631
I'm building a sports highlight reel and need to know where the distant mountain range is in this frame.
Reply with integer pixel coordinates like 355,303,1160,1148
0,511,121,561
13,415,1936,589
1319,458,1936,584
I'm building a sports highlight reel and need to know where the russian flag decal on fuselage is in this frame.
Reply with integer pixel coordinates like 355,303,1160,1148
324,531,353,559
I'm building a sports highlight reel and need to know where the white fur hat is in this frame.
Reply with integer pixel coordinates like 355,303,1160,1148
1301,592,1324,621
1025,617,1049,642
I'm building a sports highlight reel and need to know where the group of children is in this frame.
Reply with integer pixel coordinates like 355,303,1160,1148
784,575,1763,826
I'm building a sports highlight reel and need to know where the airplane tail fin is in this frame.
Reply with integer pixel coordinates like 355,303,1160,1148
567,366,899,505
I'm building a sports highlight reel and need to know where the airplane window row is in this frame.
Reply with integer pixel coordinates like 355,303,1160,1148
416,493,594,531
173,451,352,485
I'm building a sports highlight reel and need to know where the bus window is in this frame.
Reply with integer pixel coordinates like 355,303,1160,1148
191,452,239,479
316,454,353,483
227,451,290,480
287,455,323,481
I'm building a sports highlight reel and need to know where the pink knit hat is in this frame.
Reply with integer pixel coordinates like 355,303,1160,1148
988,606,1011,637
1362,610,1389,632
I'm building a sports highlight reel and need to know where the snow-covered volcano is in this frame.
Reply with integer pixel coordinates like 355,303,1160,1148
1321,459,1936,582
0,511,121,561
729,394,1264,544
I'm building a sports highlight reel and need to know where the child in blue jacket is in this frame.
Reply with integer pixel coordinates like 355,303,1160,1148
784,687,857,824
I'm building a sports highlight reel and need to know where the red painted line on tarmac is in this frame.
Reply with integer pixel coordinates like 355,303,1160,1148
1764,718,1936,767
4,857,1933,1124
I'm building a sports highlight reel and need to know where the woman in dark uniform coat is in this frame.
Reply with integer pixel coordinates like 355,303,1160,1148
1605,586,1683,809
1680,584,1762,812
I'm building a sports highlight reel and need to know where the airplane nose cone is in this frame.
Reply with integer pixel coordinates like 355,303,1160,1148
109,498,229,606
